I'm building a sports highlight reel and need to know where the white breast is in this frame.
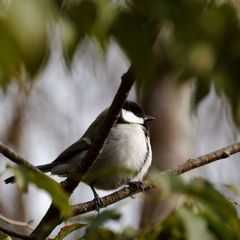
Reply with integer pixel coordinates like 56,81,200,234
104,123,151,178
84,123,152,190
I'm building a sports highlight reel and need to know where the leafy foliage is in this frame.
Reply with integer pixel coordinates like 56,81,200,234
0,231,12,240
1,0,240,124
76,209,139,240
0,0,53,86
2,1,240,239
82,210,121,240
139,176,240,240
49,223,87,240
48,177,240,240
7,165,71,218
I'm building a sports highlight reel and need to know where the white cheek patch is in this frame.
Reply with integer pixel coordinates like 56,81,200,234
122,109,144,124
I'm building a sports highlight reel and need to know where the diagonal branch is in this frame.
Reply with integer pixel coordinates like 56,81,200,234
61,66,136,195
0,214,34,230
30,67,137,239
0,142,41,174
1,139,240,239
0,225,32,240
71,142,240,215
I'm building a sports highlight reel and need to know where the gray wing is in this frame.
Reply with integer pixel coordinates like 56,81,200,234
53,138,90,163
38,109,109,173
35,138,90,173
5,139,91,182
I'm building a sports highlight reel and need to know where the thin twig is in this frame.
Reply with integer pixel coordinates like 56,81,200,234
0,225,32,240
71,142,240,216
163,142,239,176
0,214,34,230
227,199,240,207
0,142,42,174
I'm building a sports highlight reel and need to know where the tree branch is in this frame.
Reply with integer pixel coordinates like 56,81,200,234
30,67,137,239
61,66,136,195
163,142,239,176
0,142,42,174
0,214,34,230
71,142,240,215
1,138,240,239
0,225,32,240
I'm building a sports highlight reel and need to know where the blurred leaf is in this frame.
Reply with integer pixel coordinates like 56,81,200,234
192,79,211,112
50,223,87,240
112,10,154,83
182,179,240,238
119,227,138,240
178,207,215,240
0,231,12,240
132,0,239,126
90,0,114,43
58,15,79,66
145,177,240,239
223,184,240,196
0,26,21,87
8,165,71,218
0,0,54,86
83,210,121,240
64,0,97,59
181,179,238,221
3,0,51,74
155,173,186,194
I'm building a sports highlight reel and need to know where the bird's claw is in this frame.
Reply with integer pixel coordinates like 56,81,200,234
94,195,104,212
128,181,145,192
91,185,105,212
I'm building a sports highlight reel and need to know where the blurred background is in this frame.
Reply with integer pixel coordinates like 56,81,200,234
1,0,240,239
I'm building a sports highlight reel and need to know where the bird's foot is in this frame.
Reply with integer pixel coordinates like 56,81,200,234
94,195,104,212
91,185,104,212
128,181,145,192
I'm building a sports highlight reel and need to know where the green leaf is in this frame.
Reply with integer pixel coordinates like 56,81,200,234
3,0,51,76
0,231,12,240
181,179,240,238
193,78,211,110
182,179,238,219
8,165,71,218
112,11,154,84
120,227,138,240
0,0,56,85
178,207,215,240
0,26,21,87
223,184,240,196
51,223,87,240
84,210,121,240
66,1,97,39
142,177,240,239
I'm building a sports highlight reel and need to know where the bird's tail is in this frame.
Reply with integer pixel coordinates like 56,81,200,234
4,176,15,184
4,162,57,184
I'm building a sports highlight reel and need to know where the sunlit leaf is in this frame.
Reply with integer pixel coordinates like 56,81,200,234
178,207,215,240
223,184,240,196
84,210,121,240
0,0,55,86
50,223,87,240
148,177,240,239
0,231,12,240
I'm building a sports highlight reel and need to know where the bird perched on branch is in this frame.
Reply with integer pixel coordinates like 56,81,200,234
4,100,154,209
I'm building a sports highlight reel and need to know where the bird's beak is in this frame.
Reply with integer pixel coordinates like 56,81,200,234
144,115,155,122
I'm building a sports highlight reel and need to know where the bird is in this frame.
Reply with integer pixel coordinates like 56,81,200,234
4,100,154,209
